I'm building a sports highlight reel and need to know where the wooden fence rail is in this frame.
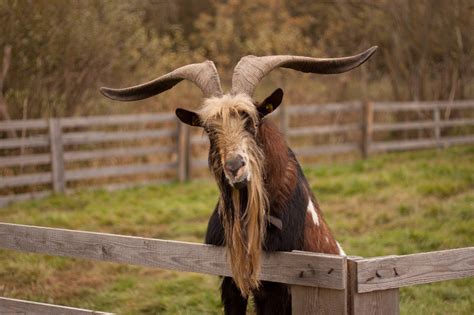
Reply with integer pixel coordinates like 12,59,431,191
0,222,472,314
1,99,473,206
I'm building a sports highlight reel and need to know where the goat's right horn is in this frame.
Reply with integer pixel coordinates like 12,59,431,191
100,60,223,101
231,46,378,97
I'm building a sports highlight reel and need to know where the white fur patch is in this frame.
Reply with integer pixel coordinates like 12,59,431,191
336,241,346,256
307,200,320,226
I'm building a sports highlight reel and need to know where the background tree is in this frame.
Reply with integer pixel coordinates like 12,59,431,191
0,0,472,120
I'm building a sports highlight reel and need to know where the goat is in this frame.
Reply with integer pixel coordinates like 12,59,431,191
100,46,377,315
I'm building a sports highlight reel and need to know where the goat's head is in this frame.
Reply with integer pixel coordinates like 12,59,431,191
100,47,377,189
100,46,377,295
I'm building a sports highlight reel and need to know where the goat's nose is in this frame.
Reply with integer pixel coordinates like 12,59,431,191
224,155,245,176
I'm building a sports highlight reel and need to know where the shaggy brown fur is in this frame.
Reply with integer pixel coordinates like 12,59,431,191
303,201,340,254
201,94,268,296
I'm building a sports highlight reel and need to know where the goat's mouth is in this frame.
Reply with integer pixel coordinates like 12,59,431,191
225,169,250,189
232,178,248,189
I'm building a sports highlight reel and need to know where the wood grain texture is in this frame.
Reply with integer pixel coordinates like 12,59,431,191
0,297,113,315
60,112,175,127
356,247,474,293
288,123,360,137
0,153,51,167
373,100,473,111
291,286,346,315
348,258,399,315
0,223,346,289
62,129,176,145
351,290,399,315
371,135,474,153
191,159,209,169
0,119,48,130
293,143,359,156
0,172,52,188
373,118,474,132
64,146,175,162
49,118,66,193
0,135,49,149
291,285,319,315
64,163,176,181
177,122,190,182
288,102,362,114
361,101,374,159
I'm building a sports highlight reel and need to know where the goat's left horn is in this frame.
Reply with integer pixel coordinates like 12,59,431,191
100,60,223,101
231,46,377,97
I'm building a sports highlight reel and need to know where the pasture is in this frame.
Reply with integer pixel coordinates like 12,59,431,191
0,146,473,315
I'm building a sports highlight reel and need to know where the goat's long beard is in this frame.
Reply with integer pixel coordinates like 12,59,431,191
218,154,267,297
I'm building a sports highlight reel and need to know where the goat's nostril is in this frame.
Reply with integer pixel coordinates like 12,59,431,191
225,156,245,176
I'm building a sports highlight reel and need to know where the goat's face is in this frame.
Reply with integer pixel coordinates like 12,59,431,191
176,89,283,189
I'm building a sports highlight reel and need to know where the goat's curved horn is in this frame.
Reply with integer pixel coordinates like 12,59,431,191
100,60,223,101
231,46,377,97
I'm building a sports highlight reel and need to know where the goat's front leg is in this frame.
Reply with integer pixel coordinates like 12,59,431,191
221,277,248,315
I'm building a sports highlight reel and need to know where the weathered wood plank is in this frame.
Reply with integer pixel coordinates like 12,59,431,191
62,129,176,145
0,191,51,207
0,135,49,149
60,112,175,127
291,285,319,315
191,158,208,169
0,297,113,315
64,163,176,181
433,108,441,148
348,258,399,315
288,102,362,115
288,123,361,137
373,100,474,111
0,119,48,130
291,286,346,315
372,118,474,132
356,247,474,293
68,179,172,193
0,153,51,167
49,118,66,193
0,223,347,289
177,122,190,182
371,135,474,152
293,143,359,156
64,146,175,162
0,172,52,188
361,102,374,159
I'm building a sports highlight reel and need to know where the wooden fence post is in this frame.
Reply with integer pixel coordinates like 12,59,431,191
48,118,65,193
177,120,190,182
433,107,441,148
361,101,374,159
291,285,347,314
347,257,399,315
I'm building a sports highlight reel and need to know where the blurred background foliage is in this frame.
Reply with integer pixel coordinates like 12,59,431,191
0,0,473,119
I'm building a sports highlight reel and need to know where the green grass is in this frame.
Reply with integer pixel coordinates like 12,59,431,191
1,146,473,314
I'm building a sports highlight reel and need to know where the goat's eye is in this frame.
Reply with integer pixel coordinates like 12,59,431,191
244,118,256,134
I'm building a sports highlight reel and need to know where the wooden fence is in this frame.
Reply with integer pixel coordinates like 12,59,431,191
0,222,472,314
1,99,473,206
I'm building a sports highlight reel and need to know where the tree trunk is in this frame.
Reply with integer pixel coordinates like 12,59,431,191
0,45,16,138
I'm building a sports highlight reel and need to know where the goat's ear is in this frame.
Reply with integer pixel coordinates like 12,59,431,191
176,108,202,127
257,88,284,117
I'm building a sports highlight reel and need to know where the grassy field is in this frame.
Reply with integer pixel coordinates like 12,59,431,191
0,146,473,314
